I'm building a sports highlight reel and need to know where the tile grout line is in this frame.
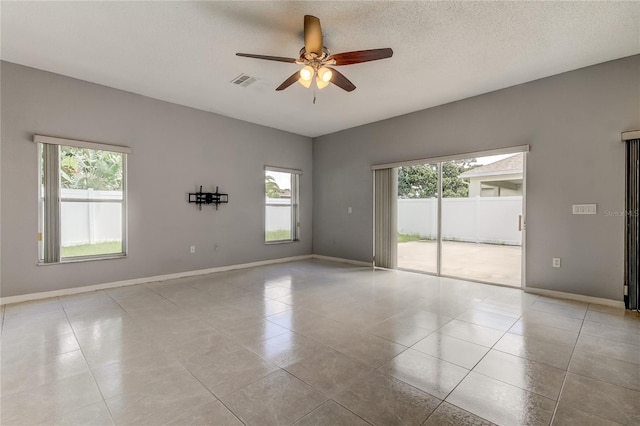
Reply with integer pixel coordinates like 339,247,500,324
106,278,268,424
178,363,247,426
371,304,512,425
9,262,633,425
547,306,586,425
58,293,117,425
419,303,531,425
329,399,376,425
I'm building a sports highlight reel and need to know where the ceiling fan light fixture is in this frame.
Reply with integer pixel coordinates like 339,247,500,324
315,67,332,89
318,67,332,83
299,78,312,88
299,65,314,81
298,65,314,88
315,76,329,89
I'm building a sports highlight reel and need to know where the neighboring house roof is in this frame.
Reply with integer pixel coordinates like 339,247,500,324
460,153,524,178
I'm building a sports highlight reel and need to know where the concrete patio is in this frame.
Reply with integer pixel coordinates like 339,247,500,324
397,240,522,287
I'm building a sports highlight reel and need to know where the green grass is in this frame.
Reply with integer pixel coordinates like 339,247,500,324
397,233,422,243
266,229,292,242
61,241,122,258
397,233,437,243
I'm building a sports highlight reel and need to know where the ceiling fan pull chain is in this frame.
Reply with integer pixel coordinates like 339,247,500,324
313,89,317,104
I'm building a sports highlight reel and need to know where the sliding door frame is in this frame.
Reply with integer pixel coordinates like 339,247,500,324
372,145,529,288
623,130,640,310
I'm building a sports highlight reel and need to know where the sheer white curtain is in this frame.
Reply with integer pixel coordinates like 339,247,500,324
374,168,398,269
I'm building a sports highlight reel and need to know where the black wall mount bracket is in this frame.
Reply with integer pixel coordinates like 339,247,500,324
188,186,229,210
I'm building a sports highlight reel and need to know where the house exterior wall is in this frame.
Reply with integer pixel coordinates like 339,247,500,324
469,173,523,197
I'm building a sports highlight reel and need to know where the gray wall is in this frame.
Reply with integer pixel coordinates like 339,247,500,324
1,61,313,298
313,55,640,301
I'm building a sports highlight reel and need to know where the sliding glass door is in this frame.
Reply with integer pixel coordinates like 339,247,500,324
393,151,525,287
396,163,439,274
440,155,523,287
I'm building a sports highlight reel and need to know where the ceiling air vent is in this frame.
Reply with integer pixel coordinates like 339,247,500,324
231,73,256,87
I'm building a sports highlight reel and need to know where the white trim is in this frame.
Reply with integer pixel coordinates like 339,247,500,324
311,254,373,267
0,255,312,305
524,287,625,308
1,254,623,309
34,135,132,154
265,165,302,175
372,170,376,266
622,130,640,141
520,152,527,290
372,145,529,170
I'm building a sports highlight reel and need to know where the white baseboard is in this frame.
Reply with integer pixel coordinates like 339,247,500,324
311,254,373,267
524,287,625,308
2,254,623,310
0,255,313,305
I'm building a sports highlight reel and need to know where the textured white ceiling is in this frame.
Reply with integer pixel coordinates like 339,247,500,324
2,1,639,137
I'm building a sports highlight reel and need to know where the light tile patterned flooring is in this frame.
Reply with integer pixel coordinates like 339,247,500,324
1,259,639,426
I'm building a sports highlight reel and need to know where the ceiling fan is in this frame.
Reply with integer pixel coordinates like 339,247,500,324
236,15,393,92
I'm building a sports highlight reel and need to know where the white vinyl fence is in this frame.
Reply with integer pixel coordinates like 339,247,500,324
60,189,122,247
61,194,292,246
265,198,292,233
398,196,523,245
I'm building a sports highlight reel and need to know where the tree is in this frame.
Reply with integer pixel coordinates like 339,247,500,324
265,175,281,198
398,159,477,198
60,147,123,190
398,165,437,198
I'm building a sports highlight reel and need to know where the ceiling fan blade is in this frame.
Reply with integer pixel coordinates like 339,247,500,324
327,68,356,92
236,53,297,63
328,48,393,66
304,15,323,56
275,71,300,91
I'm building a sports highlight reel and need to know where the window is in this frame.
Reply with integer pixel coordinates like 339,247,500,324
265,166,301,243
37,135,130,263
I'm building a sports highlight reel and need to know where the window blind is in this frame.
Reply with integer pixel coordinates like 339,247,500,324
374,168,398,269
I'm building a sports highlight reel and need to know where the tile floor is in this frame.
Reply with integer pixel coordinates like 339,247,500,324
1,259,639,426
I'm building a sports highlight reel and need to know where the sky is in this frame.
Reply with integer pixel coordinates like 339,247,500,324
266,170,291,190
475,153,517,165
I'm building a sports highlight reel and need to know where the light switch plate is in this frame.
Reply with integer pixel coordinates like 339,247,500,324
572,204,597,215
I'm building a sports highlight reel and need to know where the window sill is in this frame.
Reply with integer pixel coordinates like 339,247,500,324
38,254,127,265
265,240,299,245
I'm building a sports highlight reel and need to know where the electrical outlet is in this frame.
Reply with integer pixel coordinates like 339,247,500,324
348,206,352,214
552,258,561,268
190,245,196,254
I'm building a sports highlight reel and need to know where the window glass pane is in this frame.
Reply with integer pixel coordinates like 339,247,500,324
60,146,123,193
39,142,127,263
265,170,292,242
59,146,125,258
397,163,439,273
265,206,292,241
441,155,522,287
61,201,123,257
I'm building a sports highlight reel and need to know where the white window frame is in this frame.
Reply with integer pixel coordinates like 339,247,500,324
35,135,130,264
264,166,301,244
